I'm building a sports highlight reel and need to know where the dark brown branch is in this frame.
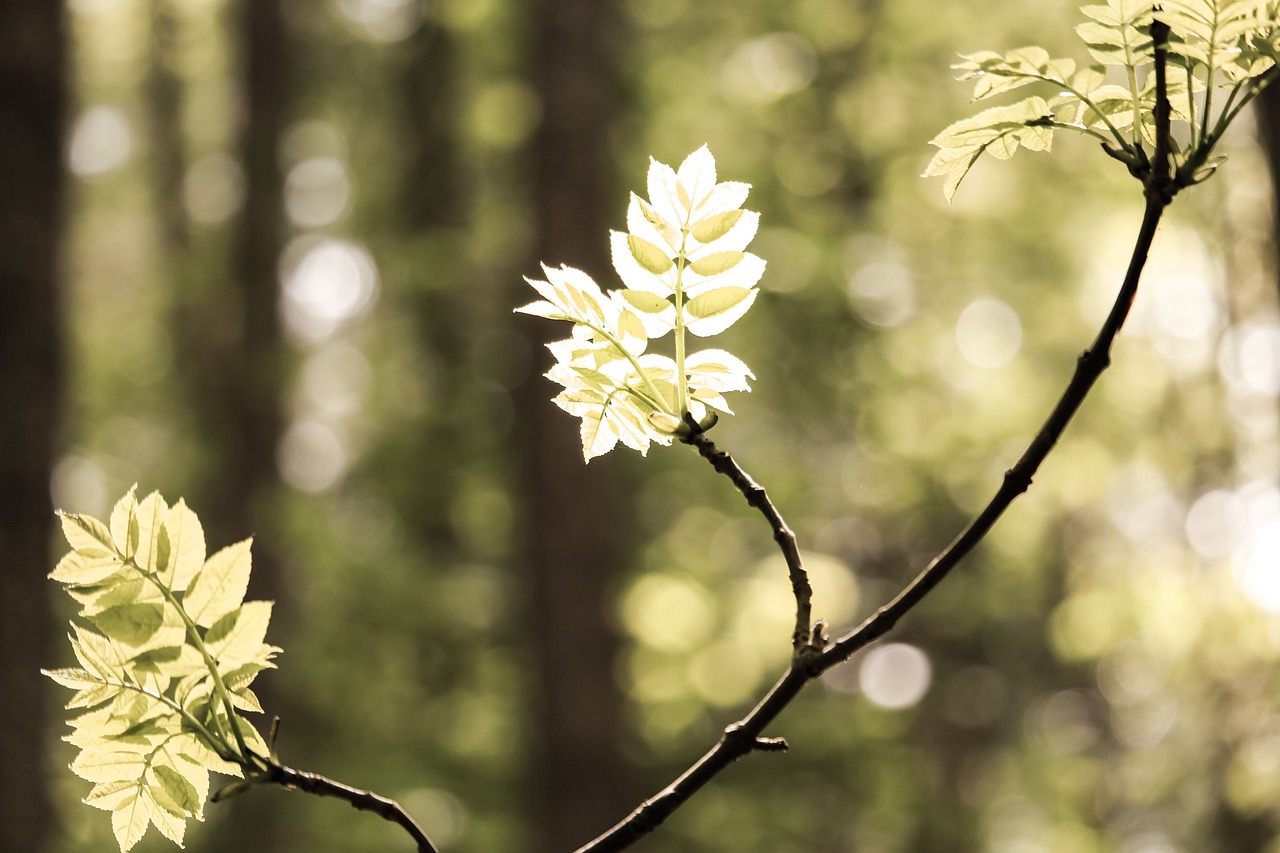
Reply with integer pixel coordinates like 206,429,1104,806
679,422,815,649
260,762,439,853
578,25,1181,853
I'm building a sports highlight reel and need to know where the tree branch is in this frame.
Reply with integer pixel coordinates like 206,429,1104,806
679,421,815,649
258,762,439,853
578,26,1181,852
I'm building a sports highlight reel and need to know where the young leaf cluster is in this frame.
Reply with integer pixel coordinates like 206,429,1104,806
926,0,1280,199
517,146,762,461
44,487,278,852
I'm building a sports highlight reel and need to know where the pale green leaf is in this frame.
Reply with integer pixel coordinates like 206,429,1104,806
59,512,117,555
71,625,131,678
611,229,675,295
683,252,767,296
132,492,170,576
68,682,123,710
690,208,743,243
161,499,205,592
50,549,127,587
151,764,201,816
88,604,165,650
229,686,263,713
689,208,759,255
618,289,672,314
684,287,759,337
71,751,148,784
676,144,718,214
578,403,618,461
109,487,139,558
147,796,189,847
628,234,675,274
627,193,679,251
183,539,252,629
110,786,150,851
205,601,274,665
689,251,744,277
685,349,756,393
646,157,685,232
68,576,151,616
925,97,1055,201
1075,1,1154,66
84,779,138,812
955,46,1078,101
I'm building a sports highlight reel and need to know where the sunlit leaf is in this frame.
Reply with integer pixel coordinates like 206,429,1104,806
690,209,744,244
89,604,165,650
59,511,116,556
690,251,745,277
684,287,759,337
50,549,127,587
109,786,150,851
955,46,1077,101
71,751,148,784
109,486,140,559
925,96,1055,201
205,601,275,665
161,500,205,592
184,539,252,629
48,489,280,852
628,234,675,274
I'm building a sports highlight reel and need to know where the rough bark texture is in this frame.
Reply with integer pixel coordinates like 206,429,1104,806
517,1,633,850
0,1,65,850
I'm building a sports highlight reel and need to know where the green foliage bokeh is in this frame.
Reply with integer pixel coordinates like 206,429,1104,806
50,0,1280,851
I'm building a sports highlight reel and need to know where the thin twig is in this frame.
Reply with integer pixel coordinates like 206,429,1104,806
264,762,440,853
577,25,1181,853
679,420,814,649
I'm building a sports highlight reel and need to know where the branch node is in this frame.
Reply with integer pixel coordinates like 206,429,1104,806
752,737,789,753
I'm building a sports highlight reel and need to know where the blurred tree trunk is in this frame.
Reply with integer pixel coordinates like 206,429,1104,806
225,0,287,569
516,1,633,850
145,0,188,255
192,0,290,848
0,2,65,851
1236,77,1280,853
1260,86,1280,296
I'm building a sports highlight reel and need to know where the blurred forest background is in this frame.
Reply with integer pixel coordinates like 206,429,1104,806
4,0,1280,851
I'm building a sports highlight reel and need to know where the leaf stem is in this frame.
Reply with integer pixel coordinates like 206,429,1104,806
580,320,676,416
130,558,260,767
673,232,691,416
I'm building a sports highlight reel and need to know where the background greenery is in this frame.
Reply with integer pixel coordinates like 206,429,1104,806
9,0,1280,850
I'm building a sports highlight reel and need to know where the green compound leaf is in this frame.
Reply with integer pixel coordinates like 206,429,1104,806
519,146,760,459
955,46,1077,101
924,96,1054,201
1077,1,1154,65
46,490,276,853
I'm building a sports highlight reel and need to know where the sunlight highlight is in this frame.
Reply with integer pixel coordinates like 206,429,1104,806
280,237,379,344
859,643,931,709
